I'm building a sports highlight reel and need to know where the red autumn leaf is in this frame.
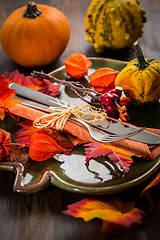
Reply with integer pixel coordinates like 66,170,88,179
0,76,22,120
65,52,92,79
29,131,65,161
84,142,134,172
50,130,74,155
63,197,144,233
15,120,36,147
2,70,60,98
0,128,11,160
89,68,119,93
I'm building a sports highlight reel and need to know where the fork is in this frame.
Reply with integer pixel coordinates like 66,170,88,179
13,94,143,143
10,83,144,143
70,118,144,143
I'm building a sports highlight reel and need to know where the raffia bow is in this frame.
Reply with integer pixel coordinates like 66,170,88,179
33,101,108,131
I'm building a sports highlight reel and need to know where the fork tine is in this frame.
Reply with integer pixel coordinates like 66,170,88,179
100,127,145,142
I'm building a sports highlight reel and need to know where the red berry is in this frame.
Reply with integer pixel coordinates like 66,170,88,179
110,93,120,102
105,104,117,115
100,93,114,105
108,88,122,97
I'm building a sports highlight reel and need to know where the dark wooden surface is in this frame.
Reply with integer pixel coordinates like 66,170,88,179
0,0,160,239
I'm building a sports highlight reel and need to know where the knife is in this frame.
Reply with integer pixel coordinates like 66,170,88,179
9,83,160,145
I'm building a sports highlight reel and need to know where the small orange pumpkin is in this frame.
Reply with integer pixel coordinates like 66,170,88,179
0,2,70,67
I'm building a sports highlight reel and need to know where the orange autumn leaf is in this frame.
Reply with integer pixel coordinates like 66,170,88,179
0,77,22,120
65,52,92,79
89,68,119,93
0,128,11,160
63,197,144,232
84,142,134,172
142,172,160,196
29,131,65,161
2,70,60,98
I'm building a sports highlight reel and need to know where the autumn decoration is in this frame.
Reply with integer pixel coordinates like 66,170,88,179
0,52,159,235
84,142,134,172
63,197,144,232
115,41,160,103
64,52,92,79
84,0,146,52
89,67,119,93
0,77,22,120
0,2,70,67
0,128,11,160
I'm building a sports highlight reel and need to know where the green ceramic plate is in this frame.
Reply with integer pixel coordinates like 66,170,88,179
0,58,160,194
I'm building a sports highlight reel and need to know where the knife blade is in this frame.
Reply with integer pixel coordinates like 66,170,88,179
9,83,160,144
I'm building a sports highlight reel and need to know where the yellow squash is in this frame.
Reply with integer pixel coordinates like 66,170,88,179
85,0,146,52
115,41,160,103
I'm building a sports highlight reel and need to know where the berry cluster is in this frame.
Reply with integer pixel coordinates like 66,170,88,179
100,88,131,121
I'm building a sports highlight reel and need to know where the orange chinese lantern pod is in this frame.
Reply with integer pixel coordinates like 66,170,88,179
89,68,119,93
119,97,131,106
64,52,92,79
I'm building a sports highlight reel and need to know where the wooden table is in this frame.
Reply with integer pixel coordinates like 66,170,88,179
0,0,160,239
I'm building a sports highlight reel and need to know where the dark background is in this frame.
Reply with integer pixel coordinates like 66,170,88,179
0,0,160,239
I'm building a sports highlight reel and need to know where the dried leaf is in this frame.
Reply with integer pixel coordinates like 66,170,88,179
65,52,92,79
16,120,36,147
89,68,119,93
0,77,22,120
9,144,29,164
63,197,144,232
29,131,65,161
2,70,60,98
142,172,160,196
84,142,133,172
50,130,74,155
0,128,11,160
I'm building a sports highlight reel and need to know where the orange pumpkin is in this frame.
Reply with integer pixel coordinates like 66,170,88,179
0,2,70,67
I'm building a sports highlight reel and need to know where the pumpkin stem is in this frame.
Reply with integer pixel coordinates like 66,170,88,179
23,2,41,18
134,40,149,70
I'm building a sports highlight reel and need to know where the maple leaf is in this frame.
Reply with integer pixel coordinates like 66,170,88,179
15,120,36,147
0,77,22,120
0,128,11,160
29,131,65,161
2,70,60,98
89,68,119,93
63,197,144,232
84,142,134,172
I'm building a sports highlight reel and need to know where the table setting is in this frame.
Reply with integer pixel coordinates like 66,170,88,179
0,0,160,239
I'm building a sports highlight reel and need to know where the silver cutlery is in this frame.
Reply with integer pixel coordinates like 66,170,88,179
9,83,160,144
